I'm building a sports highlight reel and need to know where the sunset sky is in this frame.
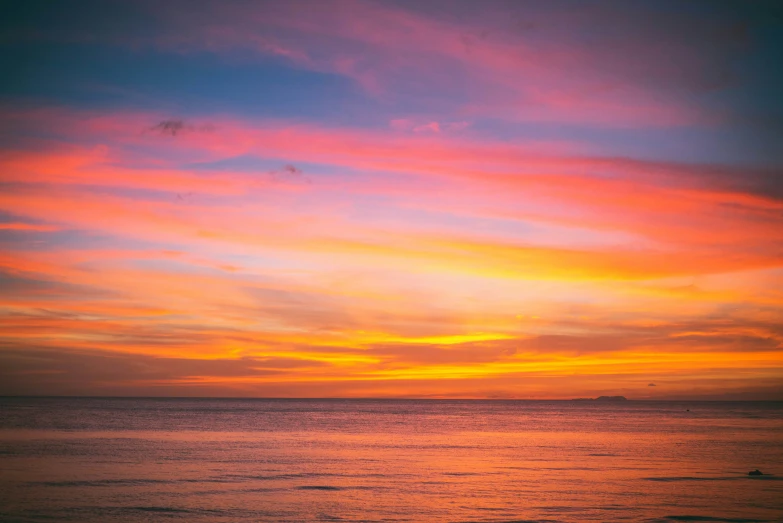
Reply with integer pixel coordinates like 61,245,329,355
1,0,782,399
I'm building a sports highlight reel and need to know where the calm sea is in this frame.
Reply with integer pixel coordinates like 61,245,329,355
0,398,781,522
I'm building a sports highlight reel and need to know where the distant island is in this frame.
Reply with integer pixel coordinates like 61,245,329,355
572,396,628,401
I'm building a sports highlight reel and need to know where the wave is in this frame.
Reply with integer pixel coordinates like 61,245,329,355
34,478,170,487
129,506,191,513
32,477,239,487
644,475,780,482
653,516,771,522
246,472,334,481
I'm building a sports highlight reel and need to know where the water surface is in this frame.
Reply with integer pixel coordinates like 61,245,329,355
0,398,781,522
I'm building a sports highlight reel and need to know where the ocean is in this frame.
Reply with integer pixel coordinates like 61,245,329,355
0,398,781,522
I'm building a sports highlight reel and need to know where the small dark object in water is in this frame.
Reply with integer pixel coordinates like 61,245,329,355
686,409,690,412
748,469,763,476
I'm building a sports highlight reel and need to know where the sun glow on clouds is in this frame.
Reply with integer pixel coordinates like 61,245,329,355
1,0,782,399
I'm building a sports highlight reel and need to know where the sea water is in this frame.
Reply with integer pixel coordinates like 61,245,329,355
0,398,781,522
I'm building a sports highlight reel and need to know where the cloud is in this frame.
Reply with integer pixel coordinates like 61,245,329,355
1,108,782,288
0,270,111,300
150,119,186,136
147,119,215,136
5,1,774,130
390,119,471,133
269,163,310,184
414,122,440,133
0,103,781,398
0,345,331,396
0,222,60,232
126,0,758,127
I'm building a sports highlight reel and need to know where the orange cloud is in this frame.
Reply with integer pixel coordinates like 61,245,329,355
0,107,781,398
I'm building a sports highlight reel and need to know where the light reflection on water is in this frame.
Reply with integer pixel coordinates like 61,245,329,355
0,399,781,522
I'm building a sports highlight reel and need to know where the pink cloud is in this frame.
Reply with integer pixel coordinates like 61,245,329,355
2,107,781,282
0,222,60,232
63,1,736,128
390,119,471,133
414,122,440,133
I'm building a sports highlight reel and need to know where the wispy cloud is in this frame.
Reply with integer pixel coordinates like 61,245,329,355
0,1,780,398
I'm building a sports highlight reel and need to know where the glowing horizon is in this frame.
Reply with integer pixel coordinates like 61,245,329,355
1,0,782,399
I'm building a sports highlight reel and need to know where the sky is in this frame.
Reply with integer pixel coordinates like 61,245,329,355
1,0,782,399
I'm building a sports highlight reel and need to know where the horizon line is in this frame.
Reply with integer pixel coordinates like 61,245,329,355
2,395,782,402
